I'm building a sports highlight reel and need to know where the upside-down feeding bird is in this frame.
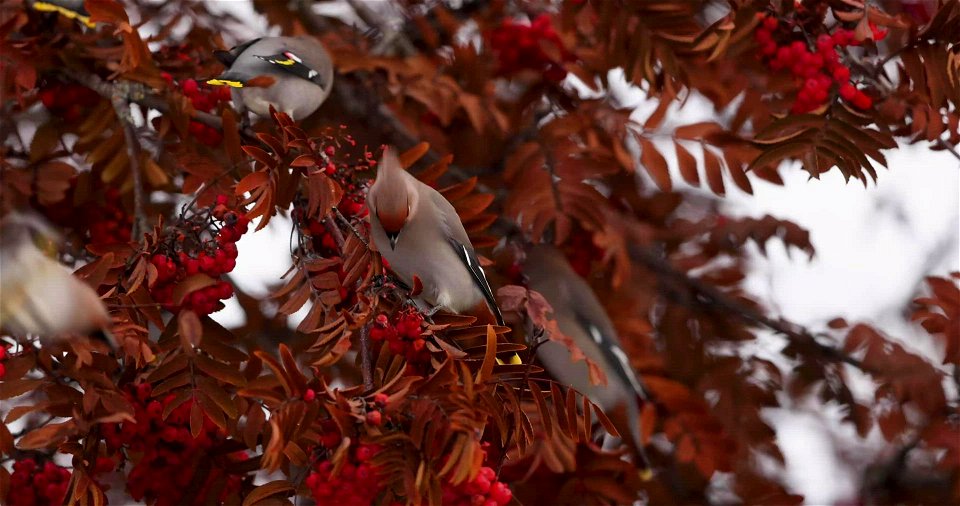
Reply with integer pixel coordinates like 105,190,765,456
208,36,334,121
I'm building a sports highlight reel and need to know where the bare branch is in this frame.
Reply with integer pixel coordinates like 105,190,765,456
360,323,374,391
628,245,869,371
110,92,148,239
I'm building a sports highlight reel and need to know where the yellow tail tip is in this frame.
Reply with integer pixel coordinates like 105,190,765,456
495,353,523,366
638,468,654,482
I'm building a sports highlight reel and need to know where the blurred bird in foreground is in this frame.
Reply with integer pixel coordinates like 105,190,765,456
367,147,505,327
0,212,114,347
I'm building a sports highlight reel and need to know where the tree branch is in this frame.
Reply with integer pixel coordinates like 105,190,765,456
628,245,869,372
110,91,147,239
359,323,374,391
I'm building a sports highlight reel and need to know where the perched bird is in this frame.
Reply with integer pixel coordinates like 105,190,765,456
0,213,114,346
367,147,504,326
208,36,334,121
523,244,650,467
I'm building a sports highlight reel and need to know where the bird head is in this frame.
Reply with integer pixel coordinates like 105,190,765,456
369,147,418,250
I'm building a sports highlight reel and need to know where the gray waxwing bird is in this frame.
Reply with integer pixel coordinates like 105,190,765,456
0,212,114,348
523,244,651,469
367,147,504,327
208,36,334,121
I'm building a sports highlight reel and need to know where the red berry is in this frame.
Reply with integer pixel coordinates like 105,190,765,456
182,78,199,96
833,66,851,83
366,411,383,426
303,389,316,401
839,83,857,101
374,393,389,407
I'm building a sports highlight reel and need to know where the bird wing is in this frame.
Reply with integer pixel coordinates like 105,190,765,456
254,52,330,87
573,312,648,400
214,37,262,67
447,237,504,325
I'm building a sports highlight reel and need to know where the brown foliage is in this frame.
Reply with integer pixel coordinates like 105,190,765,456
1,0,957,505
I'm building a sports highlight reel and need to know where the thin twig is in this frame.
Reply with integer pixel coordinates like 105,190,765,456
110,93,147,239
936,138,960,163
333,207,369,249
360,323,374,391
629,245,869,371
62,69,253,136
324,213,346,249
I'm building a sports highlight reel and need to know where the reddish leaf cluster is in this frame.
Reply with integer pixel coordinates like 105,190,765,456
1,1,958,505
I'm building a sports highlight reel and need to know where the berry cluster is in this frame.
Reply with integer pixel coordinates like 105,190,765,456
294,139,371,256
365,392,389,426
42,184,133,248
87,187,134,246
305,443,385,505
440,465,513,506
149,195,247,315
6,458,71,506
38,82,100,121
370,309,431,369
102,383,244,505
0,343,8,380
161,73,230,146
754,13,880,113
488,14,572,82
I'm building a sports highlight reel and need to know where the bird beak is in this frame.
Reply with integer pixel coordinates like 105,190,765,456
386,231,400,250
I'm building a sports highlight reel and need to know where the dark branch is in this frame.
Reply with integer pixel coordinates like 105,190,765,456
628,245,869,371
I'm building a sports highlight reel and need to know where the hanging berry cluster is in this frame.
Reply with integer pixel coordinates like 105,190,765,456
0,342,9,380
295,137,373,257
160,73,230,146
37,82,100,121
305,443,386,504
5,458,71,506
43,185,133,248
369,309,431,371
101,383,246,505
754,12,884,113
149,195,247,315
487,14,573,82
441,465,514,506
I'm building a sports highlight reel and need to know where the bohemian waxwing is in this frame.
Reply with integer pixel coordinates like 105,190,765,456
208,36,334,121
523,244,650,466
0,212,114,347
367,147,504,327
